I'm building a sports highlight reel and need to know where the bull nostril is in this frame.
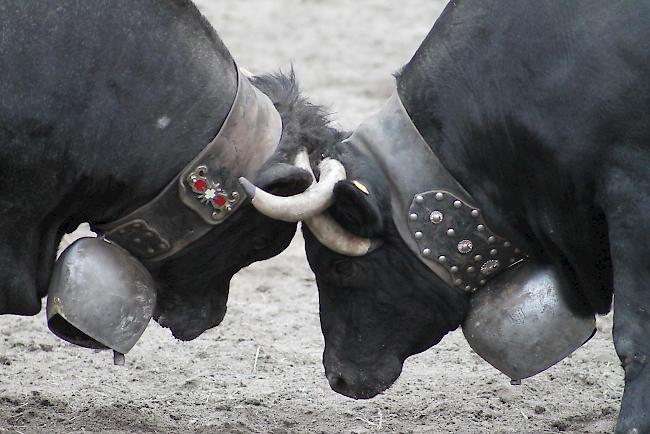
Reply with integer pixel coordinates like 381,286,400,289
327,373,348,392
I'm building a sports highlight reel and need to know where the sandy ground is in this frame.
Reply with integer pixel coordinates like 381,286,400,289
0,1,624,433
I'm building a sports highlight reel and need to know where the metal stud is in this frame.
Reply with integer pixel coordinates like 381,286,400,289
471,209,480,218
488,236,496,243
429,211,444,224
481,259,501,275
415,195,424,204
447,228,456,237
458,240,473,254
465,285,472,292
514,248,521,254
490,249,498,256
477,224,485,232
453,200,462,208
414,231,423,239
474,254,483,262
467,266,475,273
438,255,447,263
480,279,487,285
450,266,459,273
454,278,463,286
435,192,444,201
503,241,511,247
409,213,418,221
422,248,431,256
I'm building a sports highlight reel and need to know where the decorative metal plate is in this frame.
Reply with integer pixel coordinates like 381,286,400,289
179,165,245,224
407,191,525,292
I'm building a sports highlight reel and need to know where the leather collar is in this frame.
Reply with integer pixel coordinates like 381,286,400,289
94,70,282,262
345,91,525,292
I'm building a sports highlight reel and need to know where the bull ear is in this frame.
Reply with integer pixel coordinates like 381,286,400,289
254,163,313,196
330,180,384,237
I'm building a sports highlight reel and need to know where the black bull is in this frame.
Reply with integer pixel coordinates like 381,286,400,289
304,1,650,432
0,1,341,340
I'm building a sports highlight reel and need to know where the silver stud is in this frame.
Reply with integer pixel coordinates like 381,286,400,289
474,254,483,262
458,240,473,254
467,266,475,273
134,238,141,244
146,248,155,255
503,241,511,248
465,285,472,291
480,279,487,285
414,231,423,239
471,209,480,218
429,211,444,224
453,200,462,208
488,236,496,243
422,248,431,256
447,228,456,237
477,224,485,232
159,243,167,250
435,192,444,201
438,255,447,263
450,266,459,273
514,248,521,254
510,258,516,263
490,249,498,256
481,259,501,275
454,278,463,286
409,213,418,221
415,195,424,203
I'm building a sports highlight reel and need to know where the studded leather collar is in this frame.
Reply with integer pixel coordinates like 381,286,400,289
345,91,525,292
93,69,282,262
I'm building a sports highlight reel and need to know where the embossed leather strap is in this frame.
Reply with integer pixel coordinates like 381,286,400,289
346,92,525,291
93,70,281,262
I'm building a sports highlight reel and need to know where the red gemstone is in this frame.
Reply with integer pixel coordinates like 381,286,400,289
213,194,228,208
193,179,208,192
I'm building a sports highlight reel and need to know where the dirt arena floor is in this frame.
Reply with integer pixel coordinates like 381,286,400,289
0,1,624,433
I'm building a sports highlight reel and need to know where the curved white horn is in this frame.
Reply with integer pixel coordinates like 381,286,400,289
239,149,346,222
304,213,377,257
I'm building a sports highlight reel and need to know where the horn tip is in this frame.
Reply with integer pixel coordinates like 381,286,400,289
238,177,257,199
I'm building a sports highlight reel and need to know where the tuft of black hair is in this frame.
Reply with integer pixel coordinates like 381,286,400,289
251,69,346,159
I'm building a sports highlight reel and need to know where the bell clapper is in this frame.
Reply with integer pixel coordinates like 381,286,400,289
113,351,125,366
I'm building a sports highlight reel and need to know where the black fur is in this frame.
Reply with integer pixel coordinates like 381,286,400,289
305,2,650,431
0,1,339,341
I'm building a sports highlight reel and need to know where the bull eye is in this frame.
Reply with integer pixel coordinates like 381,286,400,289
253,235,271,250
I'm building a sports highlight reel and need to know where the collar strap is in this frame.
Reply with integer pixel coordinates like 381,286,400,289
346,91,525,292
94,70,282,262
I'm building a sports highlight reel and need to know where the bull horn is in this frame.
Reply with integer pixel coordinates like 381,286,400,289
303,213,378,256
239,149,346,222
